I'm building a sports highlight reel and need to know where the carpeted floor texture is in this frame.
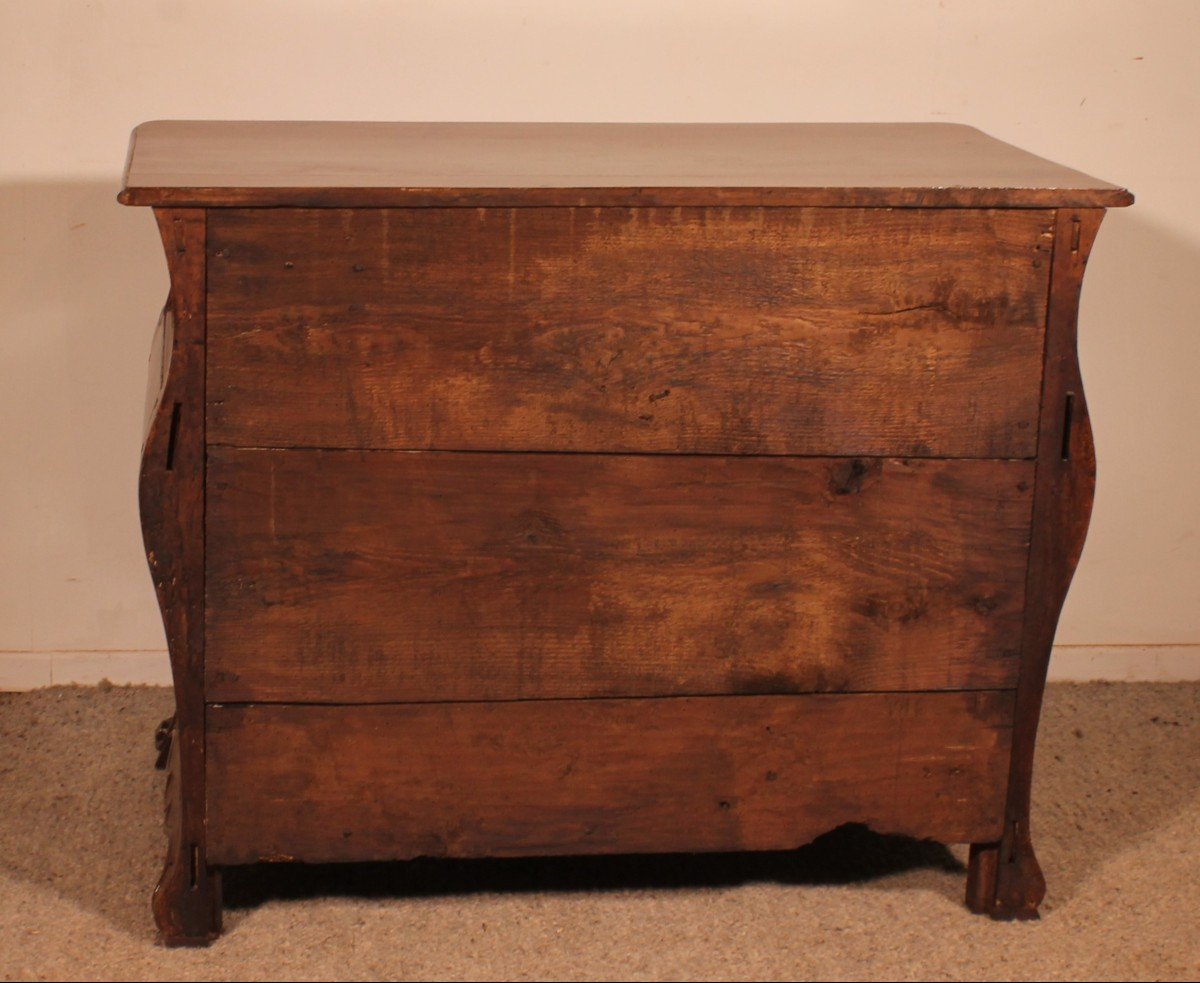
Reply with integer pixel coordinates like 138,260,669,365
0,682,1196,981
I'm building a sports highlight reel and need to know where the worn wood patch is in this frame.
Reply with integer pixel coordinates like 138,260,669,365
205,690,1015,864
205,449,1033,703
206,207,1052,457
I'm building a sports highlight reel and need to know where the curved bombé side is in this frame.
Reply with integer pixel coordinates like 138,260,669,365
966,208,1105,919
140,208,221,944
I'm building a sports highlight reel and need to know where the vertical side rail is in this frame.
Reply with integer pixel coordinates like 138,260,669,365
142,208,220,944
967,208,1105,919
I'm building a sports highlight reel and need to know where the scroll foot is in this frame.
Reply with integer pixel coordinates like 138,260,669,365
152,849,222,946
966,833,1045,920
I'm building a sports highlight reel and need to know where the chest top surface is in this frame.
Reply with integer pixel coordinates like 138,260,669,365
118,120,1132,209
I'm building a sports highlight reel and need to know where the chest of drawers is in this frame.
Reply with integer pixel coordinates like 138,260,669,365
120,121,1131,944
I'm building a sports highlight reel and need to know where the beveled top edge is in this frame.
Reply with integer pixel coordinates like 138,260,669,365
119,120,1134,208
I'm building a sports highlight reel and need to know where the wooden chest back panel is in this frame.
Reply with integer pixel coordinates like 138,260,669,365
206,206,1052,457
205,448,1032,703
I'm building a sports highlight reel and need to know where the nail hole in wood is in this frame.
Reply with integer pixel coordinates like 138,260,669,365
1061,392,1075,461
1005,821,1019,865
165,402,182,471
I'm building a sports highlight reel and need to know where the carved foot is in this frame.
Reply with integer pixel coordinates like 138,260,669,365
966,832,1046,920
152,850,222,946
151,733,222,943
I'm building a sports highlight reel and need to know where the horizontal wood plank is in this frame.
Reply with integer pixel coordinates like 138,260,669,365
205,449,1033,703
207,206,1052,457
119,121,1133,208
205,691,1016,864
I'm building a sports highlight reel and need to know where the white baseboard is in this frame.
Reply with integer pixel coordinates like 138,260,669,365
0,651,172,690
1,645,1197,692
1046,645,1200,682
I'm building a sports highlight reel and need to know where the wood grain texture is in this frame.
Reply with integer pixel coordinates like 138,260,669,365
205,449,1034,704
118,121,1133,208
205,690,1016,865
967,209,1105,921
207,206,1052,457
140,209,221,945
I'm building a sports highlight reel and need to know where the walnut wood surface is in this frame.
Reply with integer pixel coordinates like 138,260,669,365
206,206,1051,457
205,690,1015,865
205,449,1033,703
967,209,1105,921
122,120,1130,938
140,209,221,944
118,121,1133,209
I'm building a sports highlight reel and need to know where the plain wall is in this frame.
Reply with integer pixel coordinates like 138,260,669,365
2,0,1197,686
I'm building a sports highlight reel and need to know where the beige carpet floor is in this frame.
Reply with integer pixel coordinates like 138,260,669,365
0,682,1196,981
